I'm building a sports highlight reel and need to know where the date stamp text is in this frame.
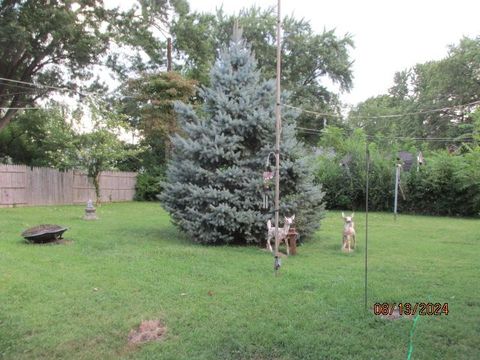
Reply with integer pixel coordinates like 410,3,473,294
374,302,449,316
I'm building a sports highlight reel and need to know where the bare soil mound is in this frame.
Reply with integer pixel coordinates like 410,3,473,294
128,320,166,345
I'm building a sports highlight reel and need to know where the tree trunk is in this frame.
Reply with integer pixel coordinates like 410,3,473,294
93,174,101,206
0,109,18,132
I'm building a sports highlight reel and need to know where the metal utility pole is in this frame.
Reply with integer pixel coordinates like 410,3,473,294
364,141,370,311
274,0,282,274
167,38,173,72
394,163,401,220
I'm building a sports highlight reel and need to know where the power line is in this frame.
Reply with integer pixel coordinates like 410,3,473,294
366,135,474,142
0,77,106,99
0,77,73,93
1,76,479,141
0,107,41,110
0,91,38,98
295,126,475,142
0,81,41,91
284,99,480,120
378,136,461,143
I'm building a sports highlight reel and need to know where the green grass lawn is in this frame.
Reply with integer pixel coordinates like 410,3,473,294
1,202,479,359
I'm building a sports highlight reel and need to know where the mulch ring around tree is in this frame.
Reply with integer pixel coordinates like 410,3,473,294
128,320,166,345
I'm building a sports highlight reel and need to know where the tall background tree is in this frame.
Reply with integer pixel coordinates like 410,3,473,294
160,29,325,244
0,0,192,192
118,71,197,200
0,0,187,131
348,36,480,143
326,36,480,216
172,6,354,145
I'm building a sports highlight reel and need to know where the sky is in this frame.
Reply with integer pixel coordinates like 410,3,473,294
187,0,480,106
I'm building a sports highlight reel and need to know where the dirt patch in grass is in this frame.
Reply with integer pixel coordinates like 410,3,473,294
373,307,413,320
52,239,73,245
25,239,73,245
128,320,166,345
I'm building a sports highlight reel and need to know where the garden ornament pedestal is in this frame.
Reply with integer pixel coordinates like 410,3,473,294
84,199,98,220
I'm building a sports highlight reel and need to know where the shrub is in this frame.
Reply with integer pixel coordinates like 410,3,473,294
315,126,480,216
403,151,480,216
315,127,394,211
134,167,165,201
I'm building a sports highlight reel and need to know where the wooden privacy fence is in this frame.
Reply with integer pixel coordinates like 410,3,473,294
0,165,137,207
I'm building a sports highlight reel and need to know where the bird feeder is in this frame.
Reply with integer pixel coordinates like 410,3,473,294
262,152,275,210
397,151,414,171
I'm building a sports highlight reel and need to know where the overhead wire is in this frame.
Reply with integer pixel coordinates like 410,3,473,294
0,76,107,99
0,77,73,93
0,81,41,91
0,76,116,124
367,135,475,142
283,99,480,120
0,77,479,143
0,107,41,110
295,126,475,142
5,73,477,121
0,91,39,98
290,99,479,142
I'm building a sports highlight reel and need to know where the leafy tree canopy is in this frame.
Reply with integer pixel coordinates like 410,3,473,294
348,36,480,143
116,71,197,200
75,103,139,203
0,98,138,203
172,6,354,144
0,106,77,169
0,0,187,131
120,71,197,147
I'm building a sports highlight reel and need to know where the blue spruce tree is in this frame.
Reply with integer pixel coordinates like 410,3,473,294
160,28,325,245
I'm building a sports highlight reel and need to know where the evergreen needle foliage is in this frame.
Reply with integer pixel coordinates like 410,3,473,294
160,29,325,245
